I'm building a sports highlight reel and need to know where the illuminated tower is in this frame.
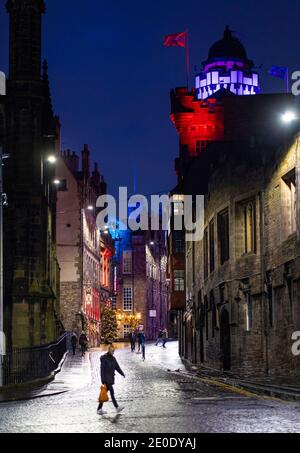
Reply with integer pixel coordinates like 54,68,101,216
195,26,260,100
170,27,261,179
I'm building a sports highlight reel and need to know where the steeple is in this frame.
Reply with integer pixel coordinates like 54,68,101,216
6,0,46,81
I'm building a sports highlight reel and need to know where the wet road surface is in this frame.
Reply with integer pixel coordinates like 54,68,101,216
0,342,300,433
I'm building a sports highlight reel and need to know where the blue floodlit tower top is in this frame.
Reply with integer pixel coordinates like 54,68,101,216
195,26,260,100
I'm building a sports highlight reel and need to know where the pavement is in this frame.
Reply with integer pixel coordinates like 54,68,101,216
1,342,300,433
182,361,300,402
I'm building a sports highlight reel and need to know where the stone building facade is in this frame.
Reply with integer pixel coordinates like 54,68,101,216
56,146,112,347
113,226,169,341
2,0,62,348
169,27,300,376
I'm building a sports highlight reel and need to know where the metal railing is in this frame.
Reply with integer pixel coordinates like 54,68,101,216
2,334,67,386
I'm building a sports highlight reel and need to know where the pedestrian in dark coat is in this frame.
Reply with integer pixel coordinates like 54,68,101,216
129,331,136,352
97,345,125,415
138,331,146,361
71,332,78,355
162,329,168,348
155,329,163,346
79,331,88,357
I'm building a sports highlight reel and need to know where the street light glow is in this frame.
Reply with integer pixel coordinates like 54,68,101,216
87,205,94,211
53,179,60,185
47,155,57,164
281,111,297,124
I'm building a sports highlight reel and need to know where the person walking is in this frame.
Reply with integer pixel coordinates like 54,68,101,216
71,332,78,356
137,331,142,354
162,329,168,349
97,345,125,415
139,331,146,361
79,331,88,357
129,330,136,352
155,329,163,346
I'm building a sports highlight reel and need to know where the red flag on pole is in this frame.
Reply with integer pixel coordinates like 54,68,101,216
163,31,187,48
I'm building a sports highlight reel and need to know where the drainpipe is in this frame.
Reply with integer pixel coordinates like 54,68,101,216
260,190,269,375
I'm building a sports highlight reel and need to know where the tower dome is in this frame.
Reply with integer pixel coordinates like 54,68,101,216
195,26,260,100
208,26,247,61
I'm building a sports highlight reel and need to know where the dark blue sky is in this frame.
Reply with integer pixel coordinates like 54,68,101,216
0,0,299,197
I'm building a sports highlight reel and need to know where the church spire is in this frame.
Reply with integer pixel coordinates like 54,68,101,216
6,0,46,81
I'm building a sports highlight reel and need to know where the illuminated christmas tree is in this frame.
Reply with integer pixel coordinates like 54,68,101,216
101,306,118,344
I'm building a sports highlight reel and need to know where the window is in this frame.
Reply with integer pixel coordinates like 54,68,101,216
123,251,132,274
196,140,210,155
123,324,131,339
204,296,209,341
173,231,185,254
245,293,253,332
123,287,133,311
285,262,294,323
243,201,256,254
282,169,296,236
111,295,117,310
266,272,274,328
209,220,215,273
210,290,216,338
218,209,230,265
172,194,184,216
174,270,185,292
204,228,209,279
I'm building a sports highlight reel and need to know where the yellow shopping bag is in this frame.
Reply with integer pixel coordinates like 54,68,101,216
98,384,109,403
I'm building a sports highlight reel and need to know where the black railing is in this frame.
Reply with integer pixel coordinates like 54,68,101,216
3,334,67,386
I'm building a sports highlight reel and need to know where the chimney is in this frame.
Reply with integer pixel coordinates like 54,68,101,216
63,149,79,174
82,144,90,179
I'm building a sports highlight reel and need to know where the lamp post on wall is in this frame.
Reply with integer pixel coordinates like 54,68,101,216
0,147,9,387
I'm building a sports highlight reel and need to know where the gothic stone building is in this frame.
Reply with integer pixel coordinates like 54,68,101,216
170,27,300,376
1,0,61,348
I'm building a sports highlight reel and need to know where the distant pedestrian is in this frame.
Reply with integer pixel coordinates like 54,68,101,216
139,331,146,361
79,331,88,357
71,332,78,356
162,329,168,349
129,330,136,352
97,345,125,415
137,331,142,353
155,329,163,346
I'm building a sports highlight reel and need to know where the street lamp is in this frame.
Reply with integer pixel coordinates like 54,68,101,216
87,205,94,211
47,155,57,164
281,111,297,124
53,179,60,186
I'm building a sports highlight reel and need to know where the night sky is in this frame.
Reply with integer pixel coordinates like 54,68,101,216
0,0,299,197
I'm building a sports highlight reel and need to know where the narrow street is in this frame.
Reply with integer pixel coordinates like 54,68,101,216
0,342,300,433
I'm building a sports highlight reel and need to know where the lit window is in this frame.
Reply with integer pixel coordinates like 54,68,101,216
243,200,256,254
123,287,133,311
123,324,131,339
174,270,185,292
245,293,253,332
282,169,296,236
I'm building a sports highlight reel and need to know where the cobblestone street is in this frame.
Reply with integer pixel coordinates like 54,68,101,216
0,342,300,433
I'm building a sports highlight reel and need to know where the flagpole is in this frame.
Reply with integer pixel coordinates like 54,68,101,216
185,29,190,90
286,67,289,94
